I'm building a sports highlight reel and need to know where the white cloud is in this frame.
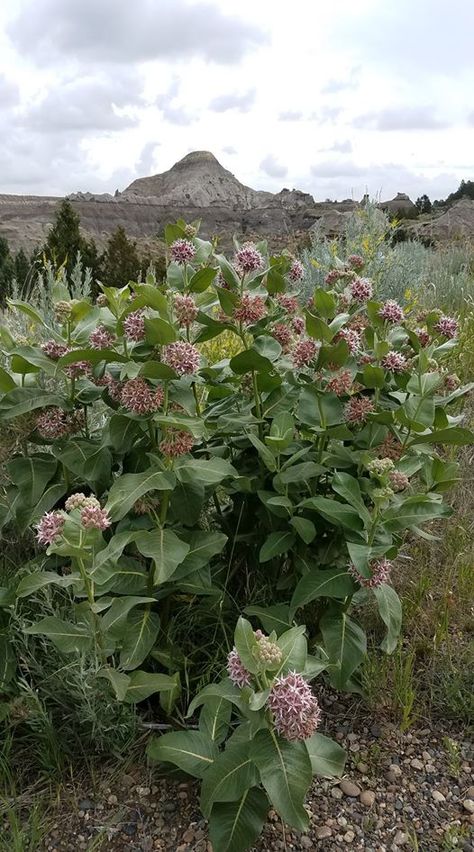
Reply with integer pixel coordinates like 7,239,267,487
260,154,287,179
354,106,448,132
209,89,255,113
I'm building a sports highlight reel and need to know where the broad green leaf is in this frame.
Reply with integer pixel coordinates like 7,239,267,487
302,496,364,531
89,531,143,582
290,568,356,615
7,299,45,326
189,267,218,293
24,617,92,654
276,625,307,675
201,741,258,816
169,479,205,526
230,349,273,375
16,571,77,598
331,472,371,525
305,733,346,777
313,287,336,319
0,388,66,419
175,458,236,486
247,434,277,472
252,729,311,830
7,456,58,505
104,414,141,452
101,596,156,637
199,698,232,745
98,667,130,701
408,427,474,446
135,529,189,585
373,584,402,653
106,469,176,521
290,516,316,544
253,335,282,363
123,670,177,704
119,609,160,670
147,730,218,778
244,604,292,637
58,348,126,367
54,440,112,489
305,311,333,342
0,366,15,392
173,531,227,578
187,678,246,717
383,495,451,531
320,610,366,690
144,317,177,345
234,616,259,674
259,531,295,563
209,788,269,852
278,462,325,485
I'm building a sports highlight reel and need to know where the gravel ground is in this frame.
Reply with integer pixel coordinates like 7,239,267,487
39,696,473,852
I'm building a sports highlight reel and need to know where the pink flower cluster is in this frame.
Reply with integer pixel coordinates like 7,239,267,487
268,671,322,742
162,341,201,376
233,293,267,325
65,359,92,379
174,294,198,326
415,328,430,347
292,338,319,368
36,511,65,546
335,328,361,355
350,277,373,302
292,316,305,335
123,310,146,342
435,315,458,339
159,428,194,458
382,351,408,373
288,259,305,282
41,340,69,360
120,378,164,415
81,504,111,531
348,558,392,588
344,395,374,424
444,374,460,392
89,325,116,349
389,470,410,492
325,269,343,286
234,242,264,274
327,369,353,396
347,254,365,270
227,648,251,688
271,322,293,350
36,407,76,440
379,300,404,323
276,293,299,314
65,493,100,511
170,239,196,265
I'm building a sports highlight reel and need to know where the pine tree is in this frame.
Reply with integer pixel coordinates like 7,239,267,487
101,226,141,287
415,194,432,214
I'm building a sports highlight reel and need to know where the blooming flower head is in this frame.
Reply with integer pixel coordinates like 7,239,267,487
159,428,194,458
120,378,164,415
382,351,408,373
368,457,395,478
41,340,69,360
326,369,353,396
350,277,373,302
65,492,100,512
267,671,322,742
170,239,196,265
378,433,403,461
89,325,116,349
435,315,458,339
335,327,361,355
379,300,404,324
123,309,146,343
389,470,410,492
133,494,161,515
337,291,353,310
276,293,299,314
348,558,392,589
288,259,305,282
325,269,342,286
81,505,111,531
292,338,319,368
174,293,198,327
36,511,65,546
233,293,267,325
347,254,365,271
64,359,92,379
444,373,460,392
36,407,74,440
415,328,431,347
162,341,201,376
271,322,293,350
291,316,305,335
227,648,252,688
344,395,374,424
234,242,264,274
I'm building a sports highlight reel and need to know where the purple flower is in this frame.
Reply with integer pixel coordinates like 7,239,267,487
276,293,299,314
379,300,404,324
271,323,293,350
170,239,196,265
123,310,146,342
325,269,342,286
159,429,194,458
350,277,373,302
344,396,375,424
234,242,264,274
36,511,65,546
174,294,198,327
36,408,74,440
292,316,305,335
327,369,353,396
415,328,431,347
41,340,69,360
64,359,92,379
288,260,305,282
81,505,111,531
291,338,319,368
162,341,201,376
435,315,458,339
233,293,267,325
348,558,392,588
335,328,361,355
389,470,410,492
382,351,408,373
227,648,251,688
120,378,164,415
89,325,116,349
347,254,365,271
267,671,322,742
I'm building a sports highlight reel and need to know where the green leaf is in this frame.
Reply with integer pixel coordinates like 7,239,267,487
259,531,295,563
199,698,232,745
24,617,92,654
98,667,130,701
7,299,45,326
408,427,474,446
135,529,189,585
313,287,337,319
16,571,76,599
173,531,227,578
123,670,177,704
247,434,277,472
119,609,160,670
54,440,112,490
0,634,16,690
201,742,258,816
305,733,346,777
244,604,292,637
7,456,58,505
106,469,176,521
0,366,16,392
101,596,156,637
230,349,273,375
252,729,311,830
234,616,259,674
290,568,356,615
58,348,126,367
175,457,236,486
361,365,385,389
130,283,170,317
383,495,451,531
305,311,333,342
187,678,246,718
302,496,364,531
319,610,366,690
253,335,282,363
373,584,402,653
289,517,316,544
0,388,67,420
276,625,307,675
278,462,325,485
144,317,177,345
189,267,218,293
209,788,269,852
331,472,371,525
147,730,218,778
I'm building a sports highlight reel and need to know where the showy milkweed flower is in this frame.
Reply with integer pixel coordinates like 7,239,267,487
368,457,395,477
415,328,431,347
271,323,293,350
348,558,392,589
36,408,74,440
162,341,201,376
41,340,69,360
276,293,299,314
267,671,322,742
444,373,460,392
233,293,267,325
288,259,305,282
327,369,353,396
36,511,65,546
81,505,111,531
227,648,251,688
64,359,92,379
378,434,403,461
291,338,319,368
123,310,145,342
65,493,100,511
89,325,116,349
335,328,361,355
379,300,404,323
435,315,458,339
347,254,365,271
325,269,342,285
234,242,264,274
344,395,374,424
292,316,305,335
159,428,194,458
120,378,164,415
253,630,283,669
382,351,408,373
170,239,196,265
389,470,410,492
350,277,373,302
54,301,74,323
174,293,198,326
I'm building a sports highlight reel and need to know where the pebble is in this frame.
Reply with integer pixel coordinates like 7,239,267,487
410,758,424,770
330,786,343,799
300,837,313,849
79,800,94,811
360,790,376,807
339,780,361,797
389,763,402,776
315,826,333,839
462,799,474,813
431,790,445,803
343,830,355,842
467,786,474,799
393,830,409,846
356,761,369,774
137,786,151,797
107,794,118,805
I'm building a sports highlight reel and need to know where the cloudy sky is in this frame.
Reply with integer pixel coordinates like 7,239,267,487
0,0,472,202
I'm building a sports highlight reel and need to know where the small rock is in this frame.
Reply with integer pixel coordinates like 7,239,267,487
315,826,333,839
462,799,474,814
300,837,313,849
393,830,409,846
330,787,343,799
370,724,382,737
337,816,347,827
136,786,151,797
389,763,402,777
343,830,355,843
107,794,118,805
467,786,474,799
340,780,361,797
123,824,137,837
79,800,94,811
410,758,424,770
356,762,369,774
432,790,445,803
360,790,376,807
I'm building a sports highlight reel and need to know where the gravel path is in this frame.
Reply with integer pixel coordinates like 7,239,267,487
41,699,473,852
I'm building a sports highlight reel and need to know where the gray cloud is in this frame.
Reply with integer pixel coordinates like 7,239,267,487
279,110,304,122
353,106,448,131
328,140,353,154
311,106,343,123
8,0,267,66
136,141,160,176
209,89,256,113
321,77,357,95
156,80,194,125
468,112,474,127
0,75,19,107
260,154,287,179
311,159,364,178
222,145,237,155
